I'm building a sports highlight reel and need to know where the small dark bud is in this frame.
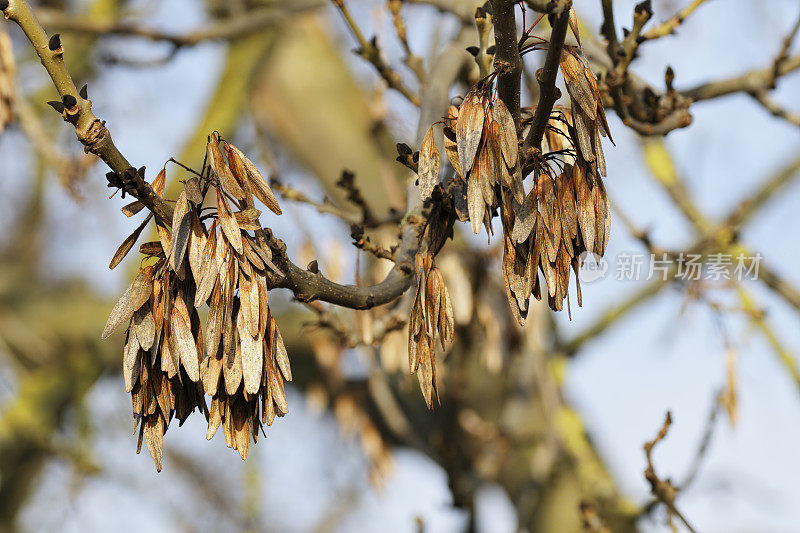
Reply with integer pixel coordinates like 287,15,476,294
396,142,412,156
622,27,630,38
635,0,653,17
466,46,479,57
137,166,146,178
474,7,485,20
0,0,9,11
79,84,88,99
47,100,65,113
48,34,62,51
350,224,364,240
61,94,77,108
665,66,675,91
370,35,378,47
481,1,492,16
486,45,496,56
307,260,319,273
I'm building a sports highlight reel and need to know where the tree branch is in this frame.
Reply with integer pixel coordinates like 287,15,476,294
490,0,523,124
682,53,800,102
523,1,571,154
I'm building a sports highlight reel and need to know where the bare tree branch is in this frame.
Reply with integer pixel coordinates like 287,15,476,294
523,0,571,154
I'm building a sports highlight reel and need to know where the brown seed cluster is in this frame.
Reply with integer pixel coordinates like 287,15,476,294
408,252,454,408
0,29,14,132
416,46,611,327
104,134,289,470
420,84,524,236
559,48,612,177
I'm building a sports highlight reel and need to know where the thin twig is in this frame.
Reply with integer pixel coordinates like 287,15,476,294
523,1,572,155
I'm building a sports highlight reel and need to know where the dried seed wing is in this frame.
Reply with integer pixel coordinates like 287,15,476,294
216,188,243,255
511,189,537,243
121,200,145,217
195,225,219,307
594,128,607,177
494,99,519,168
151,167,166,196
418,125,440,200
207,135,245,200
444,134,462,180
103,266,154,339
156,223,172,262
171,299,200,382
456,92,485,174
467,169,485,234
206,396,222,440
238,318,262,395
561,51,596,120
169,191,192,272
201,350,223,396
575,165,596,253
269,360,289,416
224,143,255,208
568,7,581,46
205,281,224,358
184,176,203,205
228,144,282,216
133,301,156,351
223,329,243,395
123,331,140,393
571,100,595,162
188,211,207,284
233,208,262,231
110,213,152,270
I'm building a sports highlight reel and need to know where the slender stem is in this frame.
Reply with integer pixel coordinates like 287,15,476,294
490,0,523,124
523,1,571,154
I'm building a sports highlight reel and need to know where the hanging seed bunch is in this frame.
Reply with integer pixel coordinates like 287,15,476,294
408,251,455,408
419,84,524,237
104,133,290,469
414,38,612,327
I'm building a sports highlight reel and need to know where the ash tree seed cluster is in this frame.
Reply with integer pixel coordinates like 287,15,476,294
103,134,290,470
409,7,612,396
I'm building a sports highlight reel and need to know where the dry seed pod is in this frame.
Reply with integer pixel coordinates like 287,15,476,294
493,99,519,168
208,135,245,200
226,143,282,216
467,165,485,234
568,8,581,47
561,50,596,121
110,213,152,269
418,125,440,199
456,89,485,175
216,188,244,255
511,189,537,243
121,200,145,217
169,191,192,272
152,167,166,196
575,165,596,254
103,266,154,339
